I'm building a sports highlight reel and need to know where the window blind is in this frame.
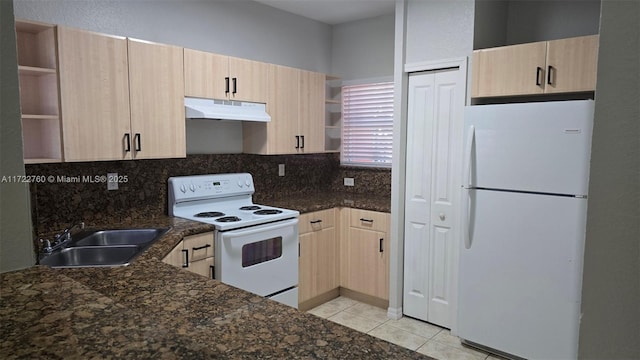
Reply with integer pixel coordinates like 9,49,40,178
341,82,394,167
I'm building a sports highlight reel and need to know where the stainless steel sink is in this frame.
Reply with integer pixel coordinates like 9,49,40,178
39,227,169,268
69,228,168,247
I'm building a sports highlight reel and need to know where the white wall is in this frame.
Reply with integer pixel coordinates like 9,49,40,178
579,1,640,358
405,0,475,64
473,0,508,49
505,0,600,45
1,0,35,272
331,14,395,81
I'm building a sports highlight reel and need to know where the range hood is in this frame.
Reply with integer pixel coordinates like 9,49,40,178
184,97,271,122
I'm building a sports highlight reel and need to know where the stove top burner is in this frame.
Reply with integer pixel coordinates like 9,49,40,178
254,209,283,215
240,205,262,211
216,216,242,223
194,211,225,218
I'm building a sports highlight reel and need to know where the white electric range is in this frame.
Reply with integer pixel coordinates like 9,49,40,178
168,173,299,308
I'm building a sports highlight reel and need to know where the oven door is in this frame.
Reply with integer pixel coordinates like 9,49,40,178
215,218,298,298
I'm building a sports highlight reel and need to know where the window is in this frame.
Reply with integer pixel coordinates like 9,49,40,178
341,81,394,167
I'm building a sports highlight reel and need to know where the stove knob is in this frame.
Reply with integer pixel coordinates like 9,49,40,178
245,178,251,187
238,180,243,188
189,184,196,192
180,184,187,193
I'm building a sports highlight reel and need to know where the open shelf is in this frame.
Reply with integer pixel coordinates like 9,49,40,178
324,75,342,153
16,19,62,164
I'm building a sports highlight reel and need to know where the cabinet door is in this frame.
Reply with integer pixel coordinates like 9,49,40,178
298,232,314,303
346,227,389,300
228,56,268,103
128,39,186,159
58,27,131,161
472,41,546,97
184,48,228,99
299,227,338,304
545,35,599,94
267,65,300,154
299,70,325,153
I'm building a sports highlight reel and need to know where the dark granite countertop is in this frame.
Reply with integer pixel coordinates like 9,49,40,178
1,195,428,359
260,191,391,214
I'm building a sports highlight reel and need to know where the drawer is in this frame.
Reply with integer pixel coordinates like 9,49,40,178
350,209,389,232
183,232,214,260
299,209,335,234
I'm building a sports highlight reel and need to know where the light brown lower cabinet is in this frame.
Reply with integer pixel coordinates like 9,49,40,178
298,207,390,310
298,209,339,310
341,209,390,303
163,232,214,279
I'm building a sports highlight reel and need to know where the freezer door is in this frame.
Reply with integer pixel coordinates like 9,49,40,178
464,100,594,195
458,189,587,359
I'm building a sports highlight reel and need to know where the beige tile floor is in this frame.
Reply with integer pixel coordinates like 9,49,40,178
308,296,503,360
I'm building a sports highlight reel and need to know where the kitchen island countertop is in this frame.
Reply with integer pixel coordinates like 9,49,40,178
1,209,426,359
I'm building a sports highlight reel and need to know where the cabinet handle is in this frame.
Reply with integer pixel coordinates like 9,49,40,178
300,135,305,149
379,238,384,253
225,77,230,94
360,218,374,223
210,265,215,279
134,133,141,152
295,135,300,149
547,65,553,85
535,67,543,86
232,77,237,95
181,249,189,268
310,219,322,224
124,133,131,152
192,244,211,251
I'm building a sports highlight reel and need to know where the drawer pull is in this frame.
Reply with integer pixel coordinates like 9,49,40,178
360,218,374,223
310,219,322,224
547,65,554,85
379,238,384,253
192,244,211,251
181,249,189,268
210,265,215,279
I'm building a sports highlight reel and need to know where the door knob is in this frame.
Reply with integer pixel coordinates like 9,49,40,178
439,213,446,221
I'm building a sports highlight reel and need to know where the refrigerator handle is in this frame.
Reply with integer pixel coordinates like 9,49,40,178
463,125,475,188
462,125,475,250
463,188,473,250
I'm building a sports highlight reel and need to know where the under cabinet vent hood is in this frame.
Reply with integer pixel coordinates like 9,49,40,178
184,97,271,122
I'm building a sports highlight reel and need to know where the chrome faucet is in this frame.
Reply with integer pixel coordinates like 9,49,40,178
40,221,85,254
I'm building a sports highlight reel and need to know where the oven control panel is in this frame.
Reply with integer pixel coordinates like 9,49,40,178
169,173,255,202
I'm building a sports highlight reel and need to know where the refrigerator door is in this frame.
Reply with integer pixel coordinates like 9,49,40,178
464,100,594,195
458,189,587,359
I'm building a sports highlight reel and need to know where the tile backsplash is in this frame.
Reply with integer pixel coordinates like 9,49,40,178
25,153,390,236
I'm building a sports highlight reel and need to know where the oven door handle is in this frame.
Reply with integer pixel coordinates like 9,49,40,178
221,217,298,237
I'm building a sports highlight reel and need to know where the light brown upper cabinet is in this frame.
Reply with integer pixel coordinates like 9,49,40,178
58,27,186,162
15,20,62,163
472,35,599,98
127,39,185,160
58,27,131,161
184,48,268,103
243,65,325,155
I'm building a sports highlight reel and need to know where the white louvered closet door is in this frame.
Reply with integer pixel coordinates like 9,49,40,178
403,68,463,328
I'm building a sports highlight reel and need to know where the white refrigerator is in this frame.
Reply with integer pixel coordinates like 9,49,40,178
458,100,594,359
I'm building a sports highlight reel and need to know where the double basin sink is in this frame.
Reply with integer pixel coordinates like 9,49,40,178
39,228,169,268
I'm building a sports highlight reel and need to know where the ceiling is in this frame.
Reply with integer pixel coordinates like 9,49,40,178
253,0,395,25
